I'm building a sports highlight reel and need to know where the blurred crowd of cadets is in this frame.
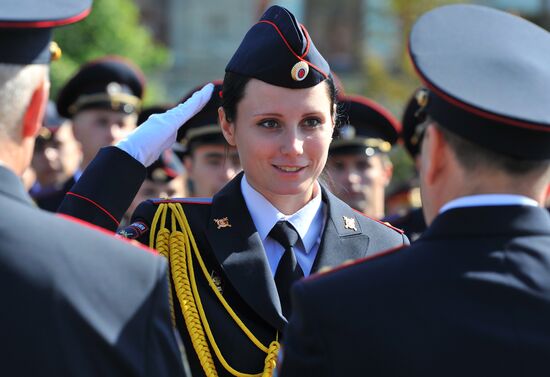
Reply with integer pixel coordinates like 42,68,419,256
32,0,549,224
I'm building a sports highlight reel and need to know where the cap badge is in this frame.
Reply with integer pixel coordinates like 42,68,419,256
291,61,309,81
49,41,62,61
214,217,232,229
343,216,357,231
152,168,167,181
38,127,52,140
106,82,122,95
415,88,429,108
339,124,356,140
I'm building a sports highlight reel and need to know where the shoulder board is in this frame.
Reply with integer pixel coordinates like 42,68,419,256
305,244,408,282
352,208,405,234
149,197,212,205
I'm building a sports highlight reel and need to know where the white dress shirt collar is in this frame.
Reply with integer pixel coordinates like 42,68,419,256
241,174,323,254
439,194,538,214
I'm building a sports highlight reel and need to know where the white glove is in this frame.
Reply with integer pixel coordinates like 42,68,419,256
116,83,214,167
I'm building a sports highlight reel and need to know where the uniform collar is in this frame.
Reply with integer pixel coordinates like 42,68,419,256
0,165,35,206
241,174,323,254
440,194,538,215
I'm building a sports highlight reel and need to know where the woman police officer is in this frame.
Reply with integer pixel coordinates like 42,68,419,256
59,6,408,376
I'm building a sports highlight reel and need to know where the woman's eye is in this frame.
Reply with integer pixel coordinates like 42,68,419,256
303,118,321,128
258,119,279,128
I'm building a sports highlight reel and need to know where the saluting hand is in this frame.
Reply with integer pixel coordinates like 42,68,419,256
116,83,214,167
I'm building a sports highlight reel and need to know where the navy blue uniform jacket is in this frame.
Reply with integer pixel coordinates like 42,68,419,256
280,205,550,377
0,165,185,377
59,146,409,376
383,207,427,242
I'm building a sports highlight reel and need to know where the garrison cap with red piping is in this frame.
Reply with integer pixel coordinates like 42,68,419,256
225,5,330,89
409,4,550,160
330,95,400,155
56,56,145,118
0,0,91,64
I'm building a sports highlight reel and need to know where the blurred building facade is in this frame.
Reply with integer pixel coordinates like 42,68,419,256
134,0,550,100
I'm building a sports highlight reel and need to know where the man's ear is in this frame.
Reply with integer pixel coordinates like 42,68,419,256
421,125,447,187
22,80,48,138
218,106,236,146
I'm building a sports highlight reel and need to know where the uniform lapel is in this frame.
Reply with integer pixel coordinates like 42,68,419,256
205,173,287,330
311,186,370,272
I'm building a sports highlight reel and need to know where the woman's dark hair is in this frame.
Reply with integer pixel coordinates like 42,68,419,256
221,71,339,123
221,72,251,123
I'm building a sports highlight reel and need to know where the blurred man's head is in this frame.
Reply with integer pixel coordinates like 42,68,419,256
0,0,90,176
179,81,241,197
56,56,144,170
326,95,399,218
32,102,81,188
0,64,49,175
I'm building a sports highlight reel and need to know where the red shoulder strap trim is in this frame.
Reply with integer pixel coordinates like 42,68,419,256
66,192,120,227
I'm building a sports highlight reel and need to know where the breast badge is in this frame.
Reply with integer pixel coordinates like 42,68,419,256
213,217,232,229
343,216,357,231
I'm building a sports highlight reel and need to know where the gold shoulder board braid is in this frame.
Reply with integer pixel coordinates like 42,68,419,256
150,202,280,377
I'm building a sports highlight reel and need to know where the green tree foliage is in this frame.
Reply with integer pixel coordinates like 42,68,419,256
50,0,169,102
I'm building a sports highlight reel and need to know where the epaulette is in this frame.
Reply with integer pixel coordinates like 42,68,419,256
117,197,212,240
352,208,405,234
304,244,408,282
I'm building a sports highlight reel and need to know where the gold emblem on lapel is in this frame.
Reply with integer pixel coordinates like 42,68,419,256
210,270,223,294
213,217,232,229
343,216,357,231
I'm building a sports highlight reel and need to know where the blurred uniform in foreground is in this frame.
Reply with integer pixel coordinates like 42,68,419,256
281,4,550,376
0,1,186,376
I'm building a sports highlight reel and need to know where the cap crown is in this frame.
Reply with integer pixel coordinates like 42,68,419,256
226,6,330,89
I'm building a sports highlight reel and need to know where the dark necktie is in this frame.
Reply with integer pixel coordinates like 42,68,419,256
269,220,304,318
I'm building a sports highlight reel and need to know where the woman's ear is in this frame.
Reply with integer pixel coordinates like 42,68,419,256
218,106,236,146
22,80,48,138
